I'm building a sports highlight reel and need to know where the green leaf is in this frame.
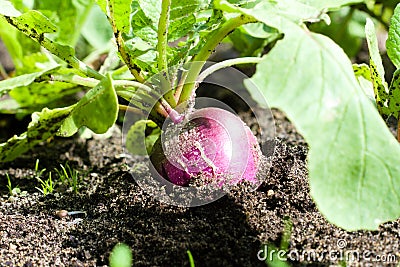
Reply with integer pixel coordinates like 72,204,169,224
124,37,158,73
353,63,372,82
168,0,205,42
365,18,392,118
310,8,367,58
387,69,400,117
138,0,160,25
247,22,400,230
125,120,160,156
131,0,211,43
4,9,57,33
107,0,132,34
9,81,79,109
109,243,132,267
1,10,72,59
81,4,113,49
0,15,42,70
228,25,279,57
214,0,324,27
95,0,106,13
297,0,364,10
386,3,400,69
1,6,101,79
122,0,214,76
0,17,23,67
33,0,95,46
129,1,157,46
0,99,21,114
0,0,22,16
0,65,59,97
365,19,386,85
0,106,73,162
353,64,375,102
240,23,280,39
58,74,118,137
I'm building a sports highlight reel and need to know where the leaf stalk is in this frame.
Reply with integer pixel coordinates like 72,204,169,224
178,14,257,104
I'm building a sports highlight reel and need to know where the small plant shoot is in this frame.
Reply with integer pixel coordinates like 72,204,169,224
0,0,399,232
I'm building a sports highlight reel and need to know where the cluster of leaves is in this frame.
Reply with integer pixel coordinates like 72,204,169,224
0,0,399,231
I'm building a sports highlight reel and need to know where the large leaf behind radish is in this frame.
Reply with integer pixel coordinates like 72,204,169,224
217,0,400,230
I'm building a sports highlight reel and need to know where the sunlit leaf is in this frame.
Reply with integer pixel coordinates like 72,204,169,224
224,1,400,230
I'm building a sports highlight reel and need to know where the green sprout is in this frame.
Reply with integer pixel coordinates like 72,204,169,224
109,243,132,267
34,159,46,178
264,216,293,267
187,250,195,267
54,163,80,194
5,173,21,196
35,172,54,196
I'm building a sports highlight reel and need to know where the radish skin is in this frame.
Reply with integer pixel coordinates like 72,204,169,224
150,107,261,186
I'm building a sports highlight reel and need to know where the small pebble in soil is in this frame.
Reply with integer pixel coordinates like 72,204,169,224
55,210,69,219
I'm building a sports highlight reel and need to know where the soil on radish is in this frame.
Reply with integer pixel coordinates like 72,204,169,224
0,108,398,267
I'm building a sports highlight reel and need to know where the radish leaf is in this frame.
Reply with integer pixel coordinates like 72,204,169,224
387,3,400,69
247,22,400,230
126,120,160,156
58,74,118,137
0,106,73,162
0,65,59,97
218,0,400,231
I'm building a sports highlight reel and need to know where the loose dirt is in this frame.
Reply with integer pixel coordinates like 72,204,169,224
0,109,398,267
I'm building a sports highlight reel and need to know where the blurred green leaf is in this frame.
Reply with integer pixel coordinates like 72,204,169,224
0,17,24,67
386,3,400,69
310,8,367,58
0,65,59,97
214,0,323,27
81,4,113,50
228,23,281,57
297,0,364,10
241,23,280,39
33,0,95,46
228,29,266,57
109,243,132,267
0,0,22,16
95,0,106,13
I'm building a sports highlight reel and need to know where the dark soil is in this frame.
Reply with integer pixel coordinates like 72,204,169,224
0,108,399,267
